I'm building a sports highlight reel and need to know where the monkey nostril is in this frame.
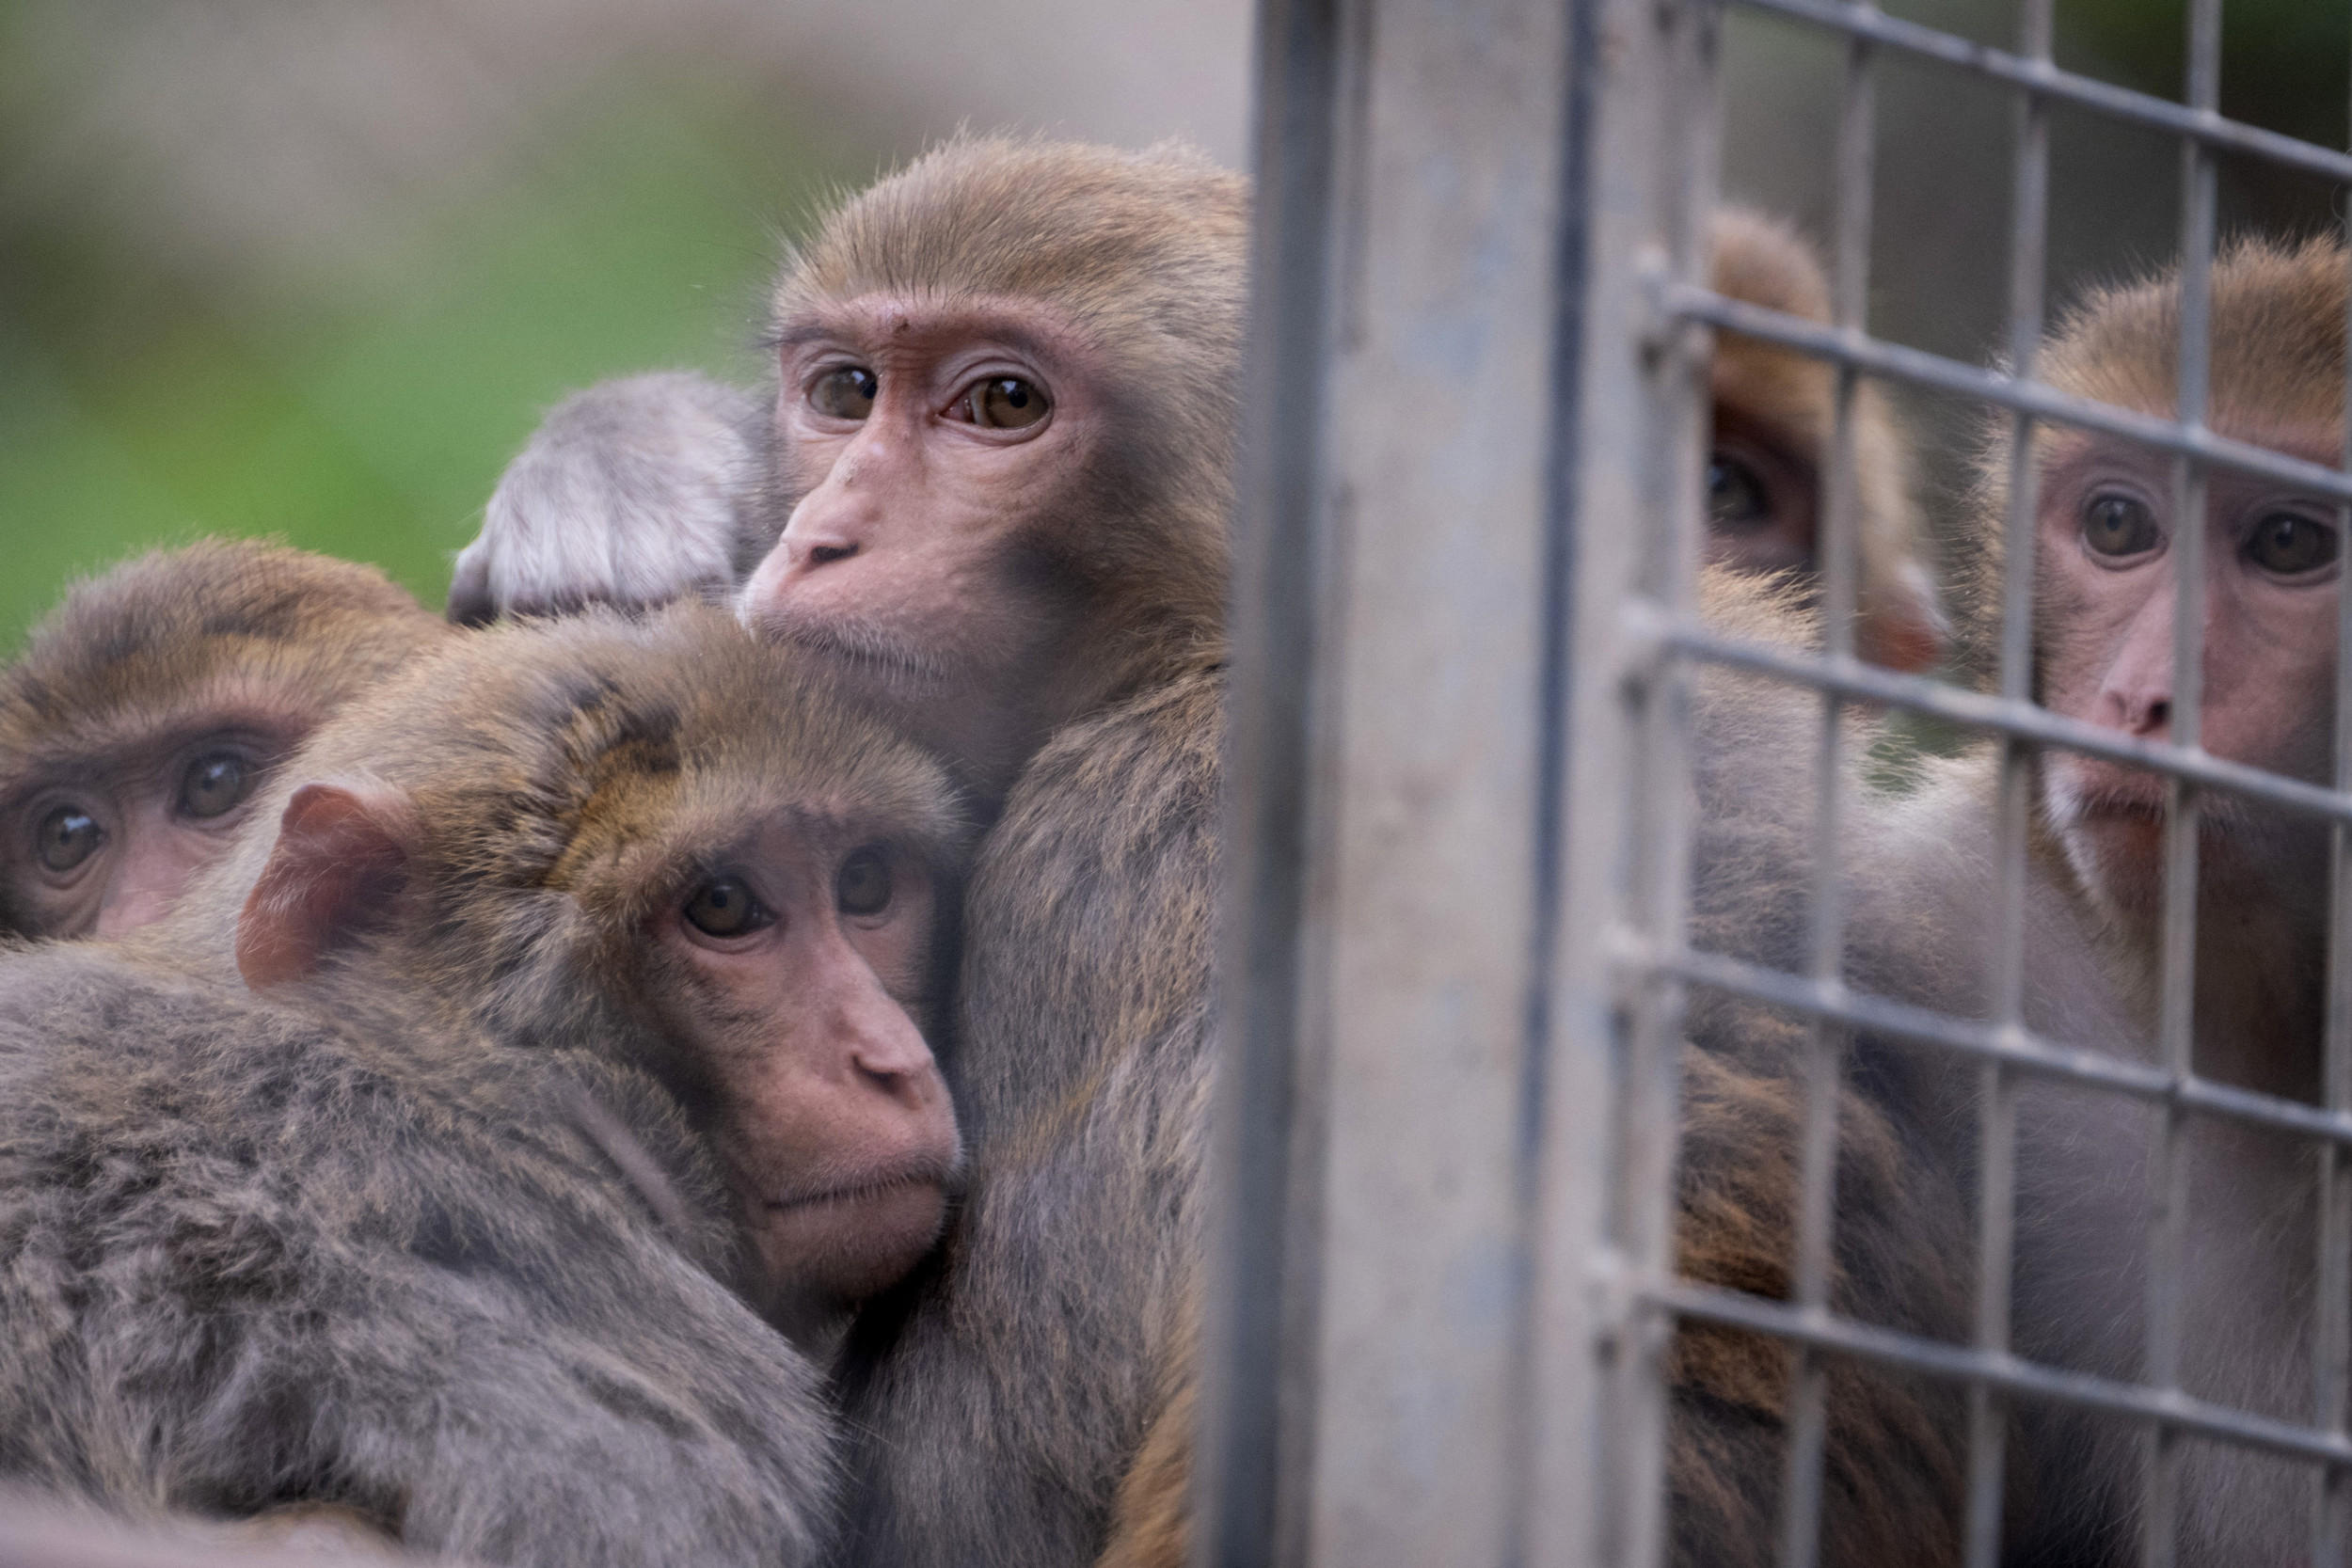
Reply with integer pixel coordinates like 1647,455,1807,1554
2146,698,2170,731
808,544,857,566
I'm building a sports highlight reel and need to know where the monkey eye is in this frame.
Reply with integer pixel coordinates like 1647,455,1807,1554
961,376,1051,431
34,805,104,875
177,752,255,820
1707,451,1772,531
2082,494,2162,560
2246,511,2339,578
836,845,894,918
810,366,879,421
683,877,773,939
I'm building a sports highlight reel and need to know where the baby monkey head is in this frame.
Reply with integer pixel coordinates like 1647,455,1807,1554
218,602,972,1327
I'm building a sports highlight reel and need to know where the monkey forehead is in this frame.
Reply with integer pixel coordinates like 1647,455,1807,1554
0,671,321,792
771,293,1091,372
2032,415,2344,491
0,545,444,773
298,603,970,883
2041,232,2350,433
771,137,1247,360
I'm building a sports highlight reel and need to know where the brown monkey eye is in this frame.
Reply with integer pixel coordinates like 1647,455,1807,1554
836,846,894,918
2082,494,2161,559
810,366,879,420
966,377,1050,431
1707,451,1771,531
2246,512,2339,577
34,805,103,874
177,752,254,820
683,877,771,939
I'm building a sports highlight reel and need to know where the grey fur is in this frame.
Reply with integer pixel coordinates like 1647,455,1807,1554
0,605,989,1566
449,372,773,626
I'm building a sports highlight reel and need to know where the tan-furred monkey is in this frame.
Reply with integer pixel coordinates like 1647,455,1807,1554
0,540,452,940
440,146,1947,1568
1945,232,2352,1563
0,605,970,1566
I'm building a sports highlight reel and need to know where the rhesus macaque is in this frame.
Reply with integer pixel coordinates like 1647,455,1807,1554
1672,234,2352,1566
434,150,1946,1566
0,540,451,940
1960,232,2351,1564
1708,208,1946,672
0,604,970,1567
438,138,1241,1568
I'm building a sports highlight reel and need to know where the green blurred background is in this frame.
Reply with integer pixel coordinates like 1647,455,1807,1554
0,0,2342,654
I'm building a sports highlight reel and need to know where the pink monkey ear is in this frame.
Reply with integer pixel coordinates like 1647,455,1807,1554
235,784,414,990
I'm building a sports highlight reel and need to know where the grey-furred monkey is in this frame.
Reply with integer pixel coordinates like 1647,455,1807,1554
0,604,971,1566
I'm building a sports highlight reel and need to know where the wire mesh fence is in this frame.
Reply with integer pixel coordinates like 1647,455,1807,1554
1205,1,2352,1564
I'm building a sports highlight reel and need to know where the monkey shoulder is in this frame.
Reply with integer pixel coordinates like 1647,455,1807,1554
966,664,1224,1015
0,947,685,1290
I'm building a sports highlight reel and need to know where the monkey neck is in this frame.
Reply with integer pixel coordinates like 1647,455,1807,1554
2049,844,2328,1103
968,611,1225,816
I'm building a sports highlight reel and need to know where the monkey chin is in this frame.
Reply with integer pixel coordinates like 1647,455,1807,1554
750,1173,953,1339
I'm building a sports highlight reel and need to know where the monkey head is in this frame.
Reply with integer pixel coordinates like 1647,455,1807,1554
1708,208,1946,673
737,138,1248,799
213,604,973,1329
1972,235,2347,925
0,541,449,941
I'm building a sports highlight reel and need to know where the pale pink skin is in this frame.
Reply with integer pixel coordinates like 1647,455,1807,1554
739,293,1108,793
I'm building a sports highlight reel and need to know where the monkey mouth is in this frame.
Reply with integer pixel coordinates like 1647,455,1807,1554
765,1156,963,1215
756,614,955,693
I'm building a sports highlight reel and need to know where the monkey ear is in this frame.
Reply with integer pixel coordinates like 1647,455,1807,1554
236,783,415,991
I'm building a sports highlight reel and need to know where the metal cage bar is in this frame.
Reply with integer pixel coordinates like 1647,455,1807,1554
1213,0,2352,1563
1965,2,2055,1559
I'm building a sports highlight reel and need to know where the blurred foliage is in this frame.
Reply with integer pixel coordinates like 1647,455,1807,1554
0,38,849,652
2059,0,2349,148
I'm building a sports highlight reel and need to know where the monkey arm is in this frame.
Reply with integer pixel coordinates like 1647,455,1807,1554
0,947,836,1568
448,372,771,626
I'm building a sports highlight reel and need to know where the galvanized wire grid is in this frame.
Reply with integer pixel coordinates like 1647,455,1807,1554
1622,2,2352,1566
1199,2,2352,1565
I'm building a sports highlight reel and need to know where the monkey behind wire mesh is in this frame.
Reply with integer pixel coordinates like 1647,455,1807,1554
0,603,971,1567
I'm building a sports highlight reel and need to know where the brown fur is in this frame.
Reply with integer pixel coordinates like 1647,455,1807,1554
761,138,1243,724
0,540,452,936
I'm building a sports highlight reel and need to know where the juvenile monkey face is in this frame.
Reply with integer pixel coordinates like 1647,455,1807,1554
2,721,294,939
650,809,962,1325
740,293,1106,778
2035,424,2343,915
